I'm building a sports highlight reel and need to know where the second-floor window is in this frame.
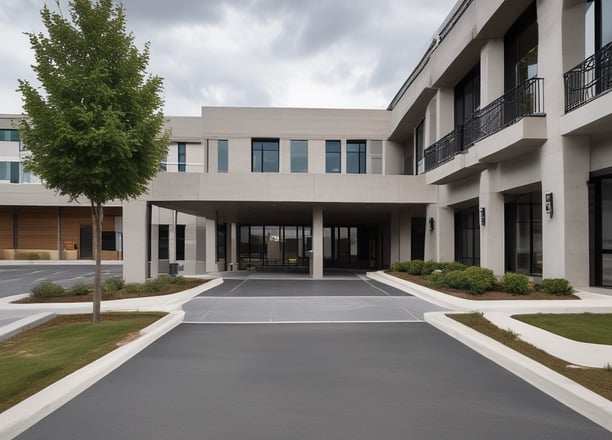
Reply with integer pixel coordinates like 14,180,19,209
0,129,20,142
346,140,366,174
290,140,308,173
178,143,186,172
252,138,279,172
326,140,341,173
218,140,228,173
454,64,480,127
505,3,538,90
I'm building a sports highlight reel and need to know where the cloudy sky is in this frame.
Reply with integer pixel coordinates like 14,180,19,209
1,0,457,116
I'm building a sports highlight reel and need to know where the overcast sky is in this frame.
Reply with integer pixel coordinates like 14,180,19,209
1,0,457,116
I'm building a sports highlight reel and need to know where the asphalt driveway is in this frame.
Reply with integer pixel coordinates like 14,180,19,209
16,322,611,440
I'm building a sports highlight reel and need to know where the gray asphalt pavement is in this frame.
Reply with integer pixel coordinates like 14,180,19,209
0,264,122,297
16,323,611,440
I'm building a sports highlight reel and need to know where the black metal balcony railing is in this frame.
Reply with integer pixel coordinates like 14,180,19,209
424,77,545,172
564,42,612,113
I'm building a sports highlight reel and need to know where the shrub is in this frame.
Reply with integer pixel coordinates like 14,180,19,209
124,282,145,294
538,278,573,295
170,276,187,285
391,262,408,272
406,260,425,275
427,272,447,288
142,276,173,292
31,281,66,298
463,266,496,295
421,260,442,275
439,261,466,273
501,272,530,295
69,283,91,296
103,277,124,294
444,270,470,290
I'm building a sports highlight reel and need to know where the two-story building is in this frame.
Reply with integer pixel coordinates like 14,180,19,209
2,0,611,289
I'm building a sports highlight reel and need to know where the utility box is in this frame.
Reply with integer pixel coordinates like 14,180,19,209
169,263,179,277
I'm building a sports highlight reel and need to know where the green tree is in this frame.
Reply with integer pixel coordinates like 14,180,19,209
18,0,169,323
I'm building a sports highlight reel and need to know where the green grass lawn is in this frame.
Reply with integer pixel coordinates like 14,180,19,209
0,312,165,413
513,313,612,345
450,313,612,401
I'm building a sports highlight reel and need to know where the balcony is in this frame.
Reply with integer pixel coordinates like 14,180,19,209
564,42,612,113
561,43,612,135
424,77,545,182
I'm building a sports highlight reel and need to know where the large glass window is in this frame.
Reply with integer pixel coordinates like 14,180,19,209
0,129,19,142
504,3,538,90
238,225,311,269
505,192,542,276
218,140,228,173
346,140,366,174
290,140,308,173
101,231,116,251
590,175,612,286
158,225,169,260
415,120,425,175
325,140,341,173
178,143,186,172
176,225,186,260
454,64,480,128
596,0,612,50
454,207,480,267
252,139,279,172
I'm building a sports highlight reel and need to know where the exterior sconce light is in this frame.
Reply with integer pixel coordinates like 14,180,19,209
480,207,486,226
429,217,435,231
545,192,553,218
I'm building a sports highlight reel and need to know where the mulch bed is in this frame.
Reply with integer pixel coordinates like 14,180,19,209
14,279,208,303
388,272,580,300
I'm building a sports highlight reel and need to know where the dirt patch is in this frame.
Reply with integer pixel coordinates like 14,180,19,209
389,272,580,300
116,331,141,346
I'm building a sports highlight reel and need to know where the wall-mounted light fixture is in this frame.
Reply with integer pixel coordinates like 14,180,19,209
545,192,553,218
479,207,486,226
429,217,435,231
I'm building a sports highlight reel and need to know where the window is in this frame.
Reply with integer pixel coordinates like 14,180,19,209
252,139,279,172
415,120,425,175
216,223,226,260
325,140,341,173
0,129,19,142
596,0,612,50
454,64,480,128
454,207,480,267
160,156,167,171
346,140,366,174
101,231,116,251
504,3,538,90
370,140,382,175
158,225,169,259
290,140,308,173
176,225,186,260
218,140,228,173
178,143,186,172
505,192,542,276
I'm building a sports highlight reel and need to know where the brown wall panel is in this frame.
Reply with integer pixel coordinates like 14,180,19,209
0,208,14,249
17,207,58,250
60,207,118,251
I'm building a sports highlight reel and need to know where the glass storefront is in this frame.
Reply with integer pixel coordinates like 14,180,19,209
239,225,311,270
454,207,480,267
505,192,542,276
589,174,612,287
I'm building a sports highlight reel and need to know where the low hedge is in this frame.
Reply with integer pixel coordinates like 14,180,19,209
425,266,496,295
537,278,573,295
31,282,66,298
501,272,530,295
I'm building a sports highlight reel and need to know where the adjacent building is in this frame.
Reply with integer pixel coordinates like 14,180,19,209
2,0,612,289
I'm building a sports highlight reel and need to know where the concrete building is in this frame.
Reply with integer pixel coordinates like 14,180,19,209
2,0,612,289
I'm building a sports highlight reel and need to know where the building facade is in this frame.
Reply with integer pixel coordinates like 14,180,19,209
2,0,612,289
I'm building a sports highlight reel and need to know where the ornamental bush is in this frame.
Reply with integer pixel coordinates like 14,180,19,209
421,260,442,275
102,277,124,294
69,283,91,296
391,261,409,272
444,270,470,290
501,272,530,295
439,261,466,273
463,266,496,295
31,281,66,298
406,260,425,275
538,278,573,295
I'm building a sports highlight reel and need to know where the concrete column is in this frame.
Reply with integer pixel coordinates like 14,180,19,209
424,204,454,262
230,222,237,270
436,88,454,139
149,223,159,278
122,200,149,283
311,206,323,279
205,218,217,273
195,217,207,274
538,0,590,286
169,210,177,264
479,166,505,275
480,39,505,106
399,211,412,262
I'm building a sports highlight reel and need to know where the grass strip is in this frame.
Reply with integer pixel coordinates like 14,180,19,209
449,312,612,401
0,312,166,413
513,313,612,345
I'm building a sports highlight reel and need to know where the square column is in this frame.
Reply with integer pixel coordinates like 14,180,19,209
230,222,237,271
122,200,149,283
205,218,217,273
480,39,505,106
479,166,504,275
424,204,454,262
390,210,412,264
311,206,323,279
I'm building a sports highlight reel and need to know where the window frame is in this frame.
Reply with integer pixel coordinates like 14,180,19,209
251,138,279,173
177,143,186,172
290,140,308,173
346,140,366,174
218,140,228,173
325,140,341,173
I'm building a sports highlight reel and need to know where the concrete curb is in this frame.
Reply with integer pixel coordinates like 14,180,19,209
0,312,56,342
425,311,612,432
0,260,123,266
0,310,184,440
369,271,612,313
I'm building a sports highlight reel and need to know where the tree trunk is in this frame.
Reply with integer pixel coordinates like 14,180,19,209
92,202,103,324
